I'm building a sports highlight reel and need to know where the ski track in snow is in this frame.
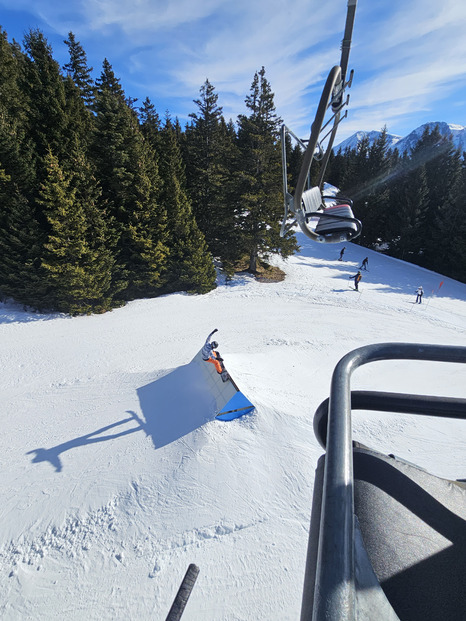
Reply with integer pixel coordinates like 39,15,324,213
0,235,465,619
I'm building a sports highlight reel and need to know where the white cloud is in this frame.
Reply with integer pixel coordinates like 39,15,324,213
83,0,229,32
2,0,465,139
338,0,466,138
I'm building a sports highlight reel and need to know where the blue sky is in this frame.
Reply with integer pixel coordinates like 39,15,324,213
1,0,465,142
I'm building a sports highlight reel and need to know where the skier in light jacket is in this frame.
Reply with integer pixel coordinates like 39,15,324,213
202,329,223,373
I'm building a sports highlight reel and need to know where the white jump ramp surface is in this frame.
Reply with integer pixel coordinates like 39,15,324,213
193,350,254,420
137,349,254,448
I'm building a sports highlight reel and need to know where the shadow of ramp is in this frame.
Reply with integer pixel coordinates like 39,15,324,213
137,351,254,448
137,359,217,449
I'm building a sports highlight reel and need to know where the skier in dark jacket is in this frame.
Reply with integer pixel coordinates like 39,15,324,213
338,246,346,261
349,271,362,290
359,257,369,270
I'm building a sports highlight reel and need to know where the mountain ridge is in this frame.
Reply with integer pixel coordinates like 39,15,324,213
335,121,466,154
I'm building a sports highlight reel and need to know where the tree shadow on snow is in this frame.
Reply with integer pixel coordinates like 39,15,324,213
27,357,218,472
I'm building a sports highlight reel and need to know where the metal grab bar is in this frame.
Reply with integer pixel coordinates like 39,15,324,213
307,343,466,621
314,390,466,449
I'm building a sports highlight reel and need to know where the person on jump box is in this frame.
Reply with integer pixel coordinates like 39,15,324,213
202,329,224,374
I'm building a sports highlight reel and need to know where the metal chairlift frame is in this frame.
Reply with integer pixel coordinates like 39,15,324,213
301,342,466,621
280,0,362,243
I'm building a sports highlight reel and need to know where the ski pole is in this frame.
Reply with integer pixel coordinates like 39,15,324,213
165,564,200,621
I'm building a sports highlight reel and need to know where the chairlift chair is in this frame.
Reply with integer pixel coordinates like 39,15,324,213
280,0,362,244
301,188,361,243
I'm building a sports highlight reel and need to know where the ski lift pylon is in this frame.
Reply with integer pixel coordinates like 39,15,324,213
280,0,362,244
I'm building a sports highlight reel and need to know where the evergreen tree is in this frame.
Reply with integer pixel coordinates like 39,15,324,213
352,134,371,185
61,44,96,198
22,29,68,165
409,126,458,270
63,32,95,107
448,154,466,282
334,129,394,248
60,61,96,167
139,97,162,148
429,148,465,279
68,146,116,311
357,129,392,246
38,150,114,314
236,67,297,272
184,80,226,248
211,117,244,272
158,117,216,294
0,30,49,307
0,28,28,127
0,28,36,195
389,164,429,262
338,147,357,192
410,126,453,209
91,59,169,301
0,39,28,169
139,99,215,290
287,140,304,191
0,164,47,308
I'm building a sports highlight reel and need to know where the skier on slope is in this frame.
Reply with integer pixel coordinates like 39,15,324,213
359,257,369,270
202,329,229,381
349,270,362,291
415,286,423,304
338,246,346,261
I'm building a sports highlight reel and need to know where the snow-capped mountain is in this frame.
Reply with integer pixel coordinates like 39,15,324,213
335,122,466,154
334,129,403,153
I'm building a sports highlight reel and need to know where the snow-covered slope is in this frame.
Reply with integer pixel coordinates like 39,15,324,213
1,237,465,620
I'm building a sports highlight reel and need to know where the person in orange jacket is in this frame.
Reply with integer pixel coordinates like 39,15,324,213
202,329,223,373
349,270,362,290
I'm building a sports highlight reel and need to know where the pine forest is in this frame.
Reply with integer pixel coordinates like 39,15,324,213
0,28,464,315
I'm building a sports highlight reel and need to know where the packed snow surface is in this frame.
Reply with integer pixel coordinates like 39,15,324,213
1,234,465,620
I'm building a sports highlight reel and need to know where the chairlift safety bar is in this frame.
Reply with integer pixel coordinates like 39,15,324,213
309,342,466,621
